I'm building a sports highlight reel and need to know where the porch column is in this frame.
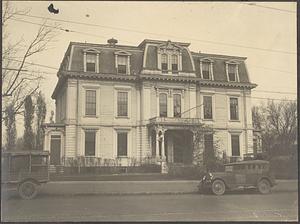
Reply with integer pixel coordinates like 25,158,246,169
161,130,166,160
155,130,160,158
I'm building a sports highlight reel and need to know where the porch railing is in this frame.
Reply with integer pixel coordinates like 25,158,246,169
149,117,202,126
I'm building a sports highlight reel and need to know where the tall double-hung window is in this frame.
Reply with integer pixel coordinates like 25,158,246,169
117,132,128,157
85,130,96,156
231,134,240,156
85,90,96,116
117,92,128,117
159,93,168,117
203,96,213,119
229,97,239,120
173,94,181,118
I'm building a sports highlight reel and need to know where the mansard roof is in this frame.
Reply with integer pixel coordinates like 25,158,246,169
53,39,256,98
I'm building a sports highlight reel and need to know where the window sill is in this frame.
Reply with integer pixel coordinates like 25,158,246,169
229,119,240,122
84,115,98,118
115,116,130,119
203,118,214,121
117,156,128,158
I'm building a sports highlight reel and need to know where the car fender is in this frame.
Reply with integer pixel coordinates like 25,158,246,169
18,178,41,186
256,176,273,187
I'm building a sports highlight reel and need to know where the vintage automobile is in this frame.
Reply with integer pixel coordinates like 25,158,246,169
198,160,276,195
1,150,50,199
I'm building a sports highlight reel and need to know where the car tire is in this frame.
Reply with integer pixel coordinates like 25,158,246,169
212,179,226,195
257,179,271,194
18,181,38,200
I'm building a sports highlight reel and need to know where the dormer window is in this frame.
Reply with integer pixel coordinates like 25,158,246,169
226,61,239,82
228,64,237,81
115,50,131,75
117,56,127,74
157,41,183,75
86,54,96,72
171,55,178,74
161,54,168,73
200,59,213,80
83,48,100,73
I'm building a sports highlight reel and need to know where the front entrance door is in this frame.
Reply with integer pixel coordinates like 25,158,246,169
50,135,61,165
172,131,192,164
173,134,183,163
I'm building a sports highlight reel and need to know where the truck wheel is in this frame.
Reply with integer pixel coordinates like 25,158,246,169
258,179,271,194
212,180,226,195
18,181,38,200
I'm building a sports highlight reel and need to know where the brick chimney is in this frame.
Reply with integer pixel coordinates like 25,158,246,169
107,38,118,47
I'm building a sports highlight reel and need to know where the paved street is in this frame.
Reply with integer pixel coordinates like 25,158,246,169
2,191,298,222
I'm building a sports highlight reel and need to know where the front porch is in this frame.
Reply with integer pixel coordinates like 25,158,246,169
148,117,204,173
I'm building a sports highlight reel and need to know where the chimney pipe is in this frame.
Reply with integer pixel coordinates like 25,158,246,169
107,38,118,47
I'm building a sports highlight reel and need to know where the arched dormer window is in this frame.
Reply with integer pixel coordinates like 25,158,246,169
114,50,132,75
157,41,182,75
226,60,240,82
200,58,214,80
83,48,100,73
171,55,178,74
161,54,168,73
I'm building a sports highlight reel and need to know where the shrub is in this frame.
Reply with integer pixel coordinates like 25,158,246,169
168,164,206,179
269,156,298,179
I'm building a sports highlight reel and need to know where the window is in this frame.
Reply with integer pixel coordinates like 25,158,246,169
85,90,96,116
117,56,127,74
229,97,239,120
159,93,168,117
203,96,213,119
117,92,128,117
202,61,211,79
161,54,168,73
228,64,237,82
85,131,96,156
117,132,127,156
231,134,240,156
171,55,178,73
86,54,96,72
173,94,181,117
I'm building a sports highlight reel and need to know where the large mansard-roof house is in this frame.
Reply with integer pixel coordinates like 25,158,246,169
44,38,261,173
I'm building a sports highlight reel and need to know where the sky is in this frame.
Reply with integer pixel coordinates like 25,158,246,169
3,1,297,136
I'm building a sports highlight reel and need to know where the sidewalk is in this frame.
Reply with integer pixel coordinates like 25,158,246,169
38,179,298,196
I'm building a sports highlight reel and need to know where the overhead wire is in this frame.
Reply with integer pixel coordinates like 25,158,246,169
243,3,296,14
11,15,297,78
7,14,296,102
14,13,296,55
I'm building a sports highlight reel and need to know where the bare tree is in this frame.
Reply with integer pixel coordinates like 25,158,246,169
252,100,297,157
2,1,59,120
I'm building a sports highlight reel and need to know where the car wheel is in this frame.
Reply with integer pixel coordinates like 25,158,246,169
212,180,226,195
18,181,38,200
258,179,271,194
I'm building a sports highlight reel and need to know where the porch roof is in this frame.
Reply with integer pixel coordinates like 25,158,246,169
147,117,203,129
